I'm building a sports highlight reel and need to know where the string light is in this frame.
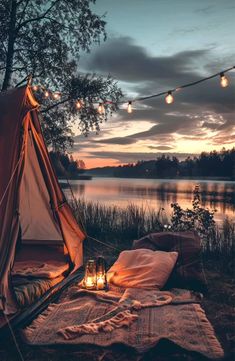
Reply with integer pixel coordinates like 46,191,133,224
220,72,229,88
127,101,132,113
98,103,105,114
30,65,234,110
165,91,174,104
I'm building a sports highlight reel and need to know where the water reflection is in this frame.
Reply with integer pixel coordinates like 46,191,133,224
60,178,235,223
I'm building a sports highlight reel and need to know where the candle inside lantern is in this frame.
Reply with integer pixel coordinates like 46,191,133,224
97,276,105,290
83,259,96,289
86,276,95,288
96,256,107,290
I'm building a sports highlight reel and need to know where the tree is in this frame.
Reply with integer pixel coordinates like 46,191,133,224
0,0,123,150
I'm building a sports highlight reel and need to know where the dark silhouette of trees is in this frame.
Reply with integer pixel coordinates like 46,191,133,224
114,148,235,180
49,151,86,178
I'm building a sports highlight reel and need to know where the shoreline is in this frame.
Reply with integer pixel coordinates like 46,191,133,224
84,174,235,181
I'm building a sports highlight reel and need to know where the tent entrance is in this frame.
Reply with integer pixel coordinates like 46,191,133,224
19,127,63,246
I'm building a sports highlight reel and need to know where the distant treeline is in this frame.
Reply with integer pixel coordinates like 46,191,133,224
113,148,235,179
49,151,85,178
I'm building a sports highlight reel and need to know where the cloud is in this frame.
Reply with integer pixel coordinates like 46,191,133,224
148,145,174,150
94,136,136,145
75,36,235,165
194,5,215,14
211,134,235,145
82,36,208,85
86,151,193,163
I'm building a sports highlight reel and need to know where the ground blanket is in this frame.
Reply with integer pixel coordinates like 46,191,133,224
22,286,224,360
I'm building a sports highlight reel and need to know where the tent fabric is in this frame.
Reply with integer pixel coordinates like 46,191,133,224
19,125,63,243
0,86,85,314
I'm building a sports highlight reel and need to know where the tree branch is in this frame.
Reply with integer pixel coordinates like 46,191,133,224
0,40,7,54
17,0,31,27
16,0,61,32
41,96,71,113
15,75,28,87
16,0,28,5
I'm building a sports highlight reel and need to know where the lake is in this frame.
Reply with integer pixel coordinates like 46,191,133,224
60,177,235,224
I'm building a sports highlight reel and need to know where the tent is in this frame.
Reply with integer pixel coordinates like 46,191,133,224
0,85,85,316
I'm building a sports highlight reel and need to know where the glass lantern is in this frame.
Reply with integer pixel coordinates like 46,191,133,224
83,259,97,289
96,256,107,290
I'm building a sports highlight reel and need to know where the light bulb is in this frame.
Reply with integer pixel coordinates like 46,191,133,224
44,91,49,98
32,85,38,91
127,101,132,113
53,92,60,99
98,103,105,114
165,91,174,104
76,100,82,109
220,73,229,88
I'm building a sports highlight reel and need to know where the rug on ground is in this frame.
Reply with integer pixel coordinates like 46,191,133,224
21,285,224,360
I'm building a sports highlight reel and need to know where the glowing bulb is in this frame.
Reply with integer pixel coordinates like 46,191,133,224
127,101,132,113
98,103,105,114
53,92,60,99
76,100,82,109
220,73,229,88
44,91,49,98
32,85,38,91
165,91,174,104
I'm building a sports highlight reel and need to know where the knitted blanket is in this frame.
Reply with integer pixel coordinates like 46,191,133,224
22,286,224,360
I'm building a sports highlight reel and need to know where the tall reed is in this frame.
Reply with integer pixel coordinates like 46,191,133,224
70,198,235,273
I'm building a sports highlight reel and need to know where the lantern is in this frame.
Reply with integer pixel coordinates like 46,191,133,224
83,259,97,289
96,256,107,290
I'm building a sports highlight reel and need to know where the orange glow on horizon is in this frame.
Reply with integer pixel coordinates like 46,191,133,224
73,154,121,169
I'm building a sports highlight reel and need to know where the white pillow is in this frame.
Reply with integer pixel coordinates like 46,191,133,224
107,249,178,289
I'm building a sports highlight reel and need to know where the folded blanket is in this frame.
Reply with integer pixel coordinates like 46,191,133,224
12,261,69,279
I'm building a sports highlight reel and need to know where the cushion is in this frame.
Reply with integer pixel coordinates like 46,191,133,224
132,231,207,292
107,249,178,289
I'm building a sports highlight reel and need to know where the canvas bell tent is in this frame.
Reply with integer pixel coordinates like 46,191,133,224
0,85,85,317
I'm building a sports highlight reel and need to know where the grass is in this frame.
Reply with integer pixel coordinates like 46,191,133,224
72,199,235,274
0,199,234,360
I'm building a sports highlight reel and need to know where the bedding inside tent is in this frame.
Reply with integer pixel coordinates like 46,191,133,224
13,275,65,308
12,245,69,308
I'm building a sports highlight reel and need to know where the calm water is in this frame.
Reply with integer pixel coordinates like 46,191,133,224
61,177,235,223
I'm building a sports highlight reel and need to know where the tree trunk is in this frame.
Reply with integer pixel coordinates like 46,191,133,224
1,0,17,91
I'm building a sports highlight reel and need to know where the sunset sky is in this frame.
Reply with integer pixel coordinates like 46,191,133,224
72,0,235,169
